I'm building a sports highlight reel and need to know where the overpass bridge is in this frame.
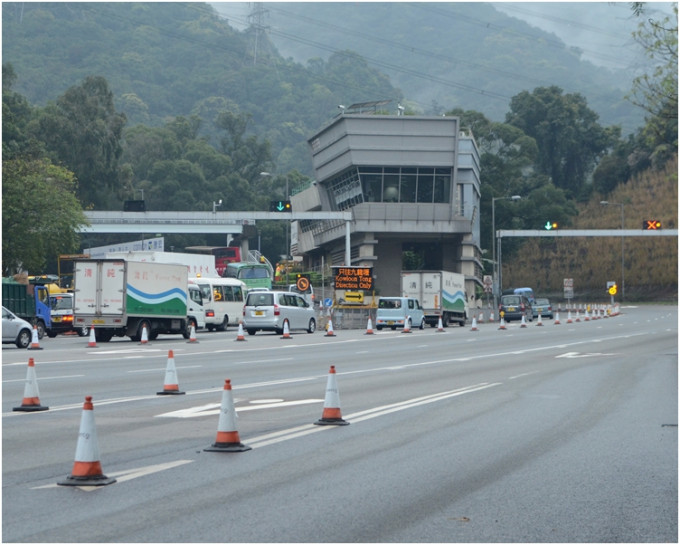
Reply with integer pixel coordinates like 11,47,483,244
81,210,353,234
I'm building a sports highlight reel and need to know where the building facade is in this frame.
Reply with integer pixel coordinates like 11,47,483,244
291,113,482,298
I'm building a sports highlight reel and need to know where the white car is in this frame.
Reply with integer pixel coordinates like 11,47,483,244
242,290,316,335
375,296,426,330
2,306,33,348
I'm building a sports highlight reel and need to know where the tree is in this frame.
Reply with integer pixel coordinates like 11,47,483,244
2,158,88,275
30,76,127,209
505,86,619,198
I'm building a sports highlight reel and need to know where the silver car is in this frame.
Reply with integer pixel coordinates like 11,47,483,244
2,306,33,348
242,291,316,335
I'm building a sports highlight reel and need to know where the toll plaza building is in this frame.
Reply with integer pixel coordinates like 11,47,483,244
291,110,482,299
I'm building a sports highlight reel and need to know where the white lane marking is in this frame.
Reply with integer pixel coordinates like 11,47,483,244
128,365,203,374
156,398,323,418
3,374,84,383
555,352,617,358
31,460,193,490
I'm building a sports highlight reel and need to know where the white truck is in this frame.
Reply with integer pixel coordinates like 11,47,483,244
73,259,192,342
400,270,469,327
105,251,220,278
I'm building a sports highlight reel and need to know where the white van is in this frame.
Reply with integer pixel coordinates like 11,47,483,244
187,284,206,330
375,296,425,330
190,277,246,331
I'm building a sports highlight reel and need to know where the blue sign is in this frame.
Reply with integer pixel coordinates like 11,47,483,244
324,298,332,308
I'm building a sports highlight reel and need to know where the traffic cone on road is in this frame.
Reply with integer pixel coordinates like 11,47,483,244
567,310,573,324
157,350,185,395
235,321,247,341
520,315,527,328
536,313,543,326
554,312,561,325
280,320,292,339
489,312,495,323
365,317,374,335
204,379,251,452
87,326,97,348
58,396,116,486
470,316,478,331
498,317,507,330
314,365,349,426
186,324,198,343
13,357,48,412
402,316,412,333
27,326,42,351
437,316,444,331
139,325,150,345
325,319,336,337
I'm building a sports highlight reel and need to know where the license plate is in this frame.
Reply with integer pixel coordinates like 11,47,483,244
93,319,106,324
508,307,515,311
387,320,394,325
536,307,543,312
52,317,62,322
254,310,264,316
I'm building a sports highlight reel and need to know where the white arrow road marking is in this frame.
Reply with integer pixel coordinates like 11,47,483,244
156,398,324,418
32,460,193,490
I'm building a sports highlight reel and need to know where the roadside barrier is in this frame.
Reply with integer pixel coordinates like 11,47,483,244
314,365,349,426
58,396,116,486
157,350,185,395
204,379,251,452
13,357,48,412
27,326,42,351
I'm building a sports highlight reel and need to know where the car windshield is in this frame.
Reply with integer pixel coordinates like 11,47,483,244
247,293,274,306
50,296,73,311
502,296,521,305
379,299,401,309
535,298,549,305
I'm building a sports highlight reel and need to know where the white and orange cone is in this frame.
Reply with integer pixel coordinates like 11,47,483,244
87,326,97,348
27,326,42,351
139,325,150,344
314,365,349,426
280,320,292,339
470,316,478,331
567,310,573,324
520,315,527,328
402,316,412,333
498,316,507,330
204,379,251,452
489,312,495,323
13,357,48,412
575,309,581,322
536,313,543,326
325,319,336,337
187,324,198,343
478,312,484,324
365,317,374,335
235,321,246,341
437,316,444,332
554,312,561,325
157,350,185,395
58,396,116,486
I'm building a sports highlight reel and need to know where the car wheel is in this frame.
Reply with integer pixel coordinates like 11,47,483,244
307,318,316,333
16,328,31,348
376,325,383,331
247,329,256,336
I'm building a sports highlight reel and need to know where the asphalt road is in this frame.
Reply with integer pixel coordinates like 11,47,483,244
2,305,677,542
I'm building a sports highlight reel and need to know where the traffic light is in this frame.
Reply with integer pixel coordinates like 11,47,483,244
270,200,292,212
544,221,558,230
643,219,662,230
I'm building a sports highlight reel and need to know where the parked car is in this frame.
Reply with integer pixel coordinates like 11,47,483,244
2,306,33,348
242,290,316,335
375,296,426,330
532,297,553,319
499,294,533,323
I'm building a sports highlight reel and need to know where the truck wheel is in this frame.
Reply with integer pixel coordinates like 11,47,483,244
36,321,46,339
16,328,31,348
217,316,229,332
77,326,89,337
419,317,425,330
94,329,113,343
47,331,58,338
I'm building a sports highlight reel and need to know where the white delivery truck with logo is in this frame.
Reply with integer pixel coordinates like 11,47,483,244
400,270,469,327
73,259,191,342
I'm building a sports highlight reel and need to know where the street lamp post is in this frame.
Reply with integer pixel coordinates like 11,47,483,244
212,199,222,213
491,195,521,306
600,201,625,301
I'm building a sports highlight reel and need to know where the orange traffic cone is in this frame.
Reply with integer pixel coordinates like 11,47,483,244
437,316,444,332
489,312,495,323
575,309,581,322
204,379,251,452
235,321,247,341
365,317,374,335
157,350,185,395
566,310,573,324
402,316,412,333
13,357,48,412
536,313,543,326
280,320,292,339
27,326,42,351
314,365,349,426
470,316,478,331
498,317,507,330
139,325,150,345
87,326,97,348
520,315,527,328
58,396,116,486
478,312,484,324
186,324,198,343
584,309,590,321
325,319,336,337
554,312,561,325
